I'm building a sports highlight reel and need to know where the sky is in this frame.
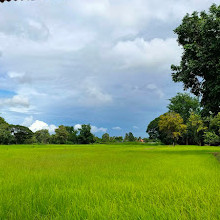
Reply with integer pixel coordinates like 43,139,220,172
0,0,218,137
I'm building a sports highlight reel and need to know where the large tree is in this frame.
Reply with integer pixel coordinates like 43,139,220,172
78,124,95,144
10,125,33,144
146,117,160,140
168,93,201,123
146,116,173,144
65,126,78,144
54,125,69,144
35,129,50,144
159,112,187,146
171,4,220,115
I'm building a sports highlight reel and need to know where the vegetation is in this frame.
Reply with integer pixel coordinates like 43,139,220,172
171,4,220,115
167,93,201,123
147,93,220,146
0,144,219,219
146,4,219,146
159,112,187,146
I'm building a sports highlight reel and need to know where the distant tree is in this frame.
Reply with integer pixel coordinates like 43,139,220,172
171,4,220,115
124,133,129,142
94,136,102,144
10,125,33,144
65,126,78,144
78,124,95,144
159,112,187,146
146,117,160,140
187,112,207,145
55,125,69,144
102,133,110,143
114,136,123,142
168,93,201,123
128,132,136,142
34,129,50,144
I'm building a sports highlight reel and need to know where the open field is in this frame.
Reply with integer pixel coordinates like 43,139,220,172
0,144,220,219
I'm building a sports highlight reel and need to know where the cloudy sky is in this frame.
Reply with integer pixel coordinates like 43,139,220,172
0,0,217,137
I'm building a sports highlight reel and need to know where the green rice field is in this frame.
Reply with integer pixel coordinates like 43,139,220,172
0,144,220,219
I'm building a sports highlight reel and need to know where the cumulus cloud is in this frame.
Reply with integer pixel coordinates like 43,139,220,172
112,126,122,130
29,120,57,134
22,116,34,127
91,126,107,133
74,124,107,133
0,95,29,108
111,38,182,69
74,124,82,130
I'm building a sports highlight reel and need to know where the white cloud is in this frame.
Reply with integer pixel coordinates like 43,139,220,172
74,124,107,133
74,124,82,130
22,116,34,127
133,126,139,129
112,126,122,130
111,38,182,69
91,126,107,133
0,95,29,107
8,71,25,79
29,120,57,134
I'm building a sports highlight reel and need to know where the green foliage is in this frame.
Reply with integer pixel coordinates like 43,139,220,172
102,133,110,143
187,112,207,145
159,112,187,145
0,116,7,124
65,126,78,144
78,124,95,144
204,131,220,145
168,93,201,122
10,125,33,144
0,123,14,144
171,4,220,115
34,129,50,144
210,112,220,135
54,125,69,144
112,136,123,142
124,132,136,142
146,117,160,140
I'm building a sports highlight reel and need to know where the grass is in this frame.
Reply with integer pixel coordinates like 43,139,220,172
0,144,220,219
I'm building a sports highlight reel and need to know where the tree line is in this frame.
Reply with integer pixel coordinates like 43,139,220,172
0,117,145,145
146,93,220,146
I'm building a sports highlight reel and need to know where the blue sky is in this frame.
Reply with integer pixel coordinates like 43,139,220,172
0,0,218,137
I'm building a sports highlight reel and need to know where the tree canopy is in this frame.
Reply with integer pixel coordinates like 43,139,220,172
167,93,201,123
171,4,220,115
159,112,187,145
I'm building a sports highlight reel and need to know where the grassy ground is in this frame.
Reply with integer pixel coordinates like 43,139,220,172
0,144,220,219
